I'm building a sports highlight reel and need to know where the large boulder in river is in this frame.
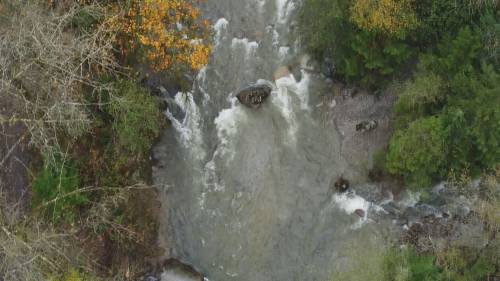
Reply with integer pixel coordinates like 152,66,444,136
160,259,203,281
236,84,272,108
355,120,378,133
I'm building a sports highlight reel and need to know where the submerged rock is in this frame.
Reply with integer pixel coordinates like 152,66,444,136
160,259,204,281
236,84,272,108
354,209,365,218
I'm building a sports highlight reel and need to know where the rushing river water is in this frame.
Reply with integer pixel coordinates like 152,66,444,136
153,0,391,280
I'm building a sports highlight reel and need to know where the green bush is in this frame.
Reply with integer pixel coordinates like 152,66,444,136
393,72,444,129
387,23,500,188
406,251,440,281
331,243,497,281
419,27,482,80
413,0,481,46
32,160,87,223
385,116,446,189
479,10,500,66
381,246,498,281
341,31,413,88
443,64,500,175
298,0,414,89
298,0,350,61
108,80,162,155
81,79,163,186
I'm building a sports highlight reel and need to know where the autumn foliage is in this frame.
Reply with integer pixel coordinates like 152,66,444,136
349,0,418,37
110,0,211,72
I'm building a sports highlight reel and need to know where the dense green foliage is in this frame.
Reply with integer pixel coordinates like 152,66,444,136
385,116,446,189
299,0,499,188
298,0,497,87
109,80,162,154
386,23,500,188
333,245,498,281
413,0,482,45
32,160,87,223
393,247,497,281
392,72,444,129
78,79,164,187
298,0,414,89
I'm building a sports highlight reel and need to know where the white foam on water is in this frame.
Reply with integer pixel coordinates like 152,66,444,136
205,160,225,191
275,72,310,110
296,70,311,111
333,192,370,215
196,66,210,105
333,192,371,229
214,18,229,48
276,0,294,23
278,46,290,61
214,101,248,160
199,159,226,210
231,38,259,58
271,72,311,145
257,0,266,11
165,92,205,161
272,28,280,47
273,78,298,145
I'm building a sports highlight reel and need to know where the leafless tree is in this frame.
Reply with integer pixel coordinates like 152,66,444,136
0,0,120,166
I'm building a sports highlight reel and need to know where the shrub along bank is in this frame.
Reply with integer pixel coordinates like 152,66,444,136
0,0,211,280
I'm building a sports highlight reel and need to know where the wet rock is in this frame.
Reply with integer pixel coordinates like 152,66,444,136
333,177,350,193
160,259,204,281
402,216,453,253
354,209,365,218
368,167,384,182
402,207,422,226
236,84,272,108
381,202,401,217
442,196,472,220
324,78,334,88
274,66,290,80
415,204,441,218
320,57,335,78
355,120,378,133
158,86,171,97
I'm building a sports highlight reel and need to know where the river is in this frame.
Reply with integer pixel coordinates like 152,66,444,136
152,0,392,280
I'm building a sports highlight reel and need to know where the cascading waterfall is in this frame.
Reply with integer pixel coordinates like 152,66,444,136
153,0,389,280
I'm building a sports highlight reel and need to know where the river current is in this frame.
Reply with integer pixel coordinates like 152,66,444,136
153,1,389,280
